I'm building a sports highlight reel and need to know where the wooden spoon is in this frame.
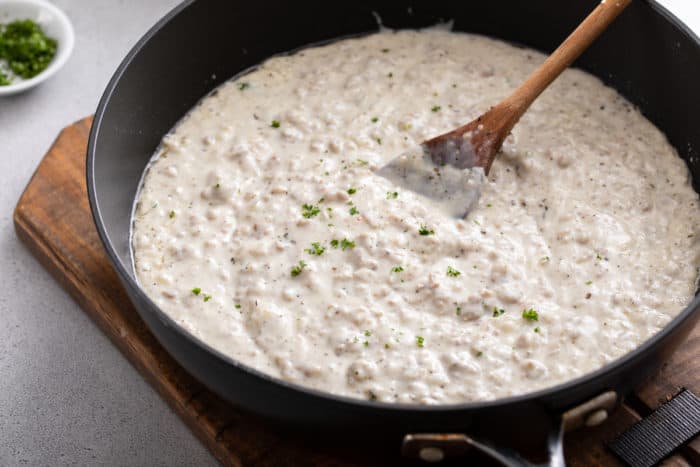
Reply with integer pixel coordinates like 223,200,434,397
378,0,632,217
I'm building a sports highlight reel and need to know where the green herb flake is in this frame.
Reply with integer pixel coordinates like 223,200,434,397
235,304,241,309
290,260,307,277
386,191,398,199
301,203,321,219
270,120,281,128
371,117,379,123
340,238,356,250
347,187,357,195
381,48,390,53
534,327,541,333
349,206,360,216
446,266,461,277
384,343,391,349
191,287,201,295
0,72,9,86
330,239,340,248
169,210,175,219
356,159,369,166
476,351,483,357
364,330,372,337
493,307,505,317
376,137,382,145
391,266,404,273
416,336,425,348
387,72,393,78
418,224,435,236
305,242,325,256
363,341,369,347
203,294,212,302
586,280,593,285
431,105,441,112
238,82,250,91
456,306,462,316
522,308,539,321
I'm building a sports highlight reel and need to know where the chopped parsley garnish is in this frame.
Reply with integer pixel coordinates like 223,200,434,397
371,117,379,123
235,304,241,309
330,238,355,250
169,210,175,219
456,306,462,316
431,105,441,112
340,238,356,250
290,260,307,277
493,307,505,317
203,294,212,302
270,120,281,128
586,280,593,285
416,336,425,348
364,330,372,337
191,287,201,295
596,253,603,260
384,343,391,349
386,191,398,199
301,203,321,218
522,308,539,321
347,187,357,195
214,183,220,189
391,266,404,273
534,327,541,333
363,341,369,347
418,224,435,236
305,242,325,256
238,82,250,90
381,48,389,53
446,266,461,277
349,206,360,216
476,351,483,357
387,72,393,78
376,137,382,145
356,159,369,166
0,19,57,83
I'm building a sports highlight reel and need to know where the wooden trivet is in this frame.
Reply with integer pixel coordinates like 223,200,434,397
13,117,700,466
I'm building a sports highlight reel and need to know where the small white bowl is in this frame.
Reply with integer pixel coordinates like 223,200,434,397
0,0,74,96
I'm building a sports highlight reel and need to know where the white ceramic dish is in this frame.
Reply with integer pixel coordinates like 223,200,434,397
0,0,74,96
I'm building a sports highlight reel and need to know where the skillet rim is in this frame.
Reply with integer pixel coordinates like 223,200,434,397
87,0,700,414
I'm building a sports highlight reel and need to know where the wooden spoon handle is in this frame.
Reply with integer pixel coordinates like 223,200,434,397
500,0,632,125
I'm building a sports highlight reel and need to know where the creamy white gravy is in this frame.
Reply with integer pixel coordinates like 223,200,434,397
132,29,700,404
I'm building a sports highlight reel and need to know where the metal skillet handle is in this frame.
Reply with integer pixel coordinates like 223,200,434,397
401,391,618,466
402,425,564,467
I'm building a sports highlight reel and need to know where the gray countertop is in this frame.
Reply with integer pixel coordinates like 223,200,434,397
0,1,698,465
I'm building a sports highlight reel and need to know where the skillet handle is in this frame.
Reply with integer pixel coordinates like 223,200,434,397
402,391,618,465
402,420,564,467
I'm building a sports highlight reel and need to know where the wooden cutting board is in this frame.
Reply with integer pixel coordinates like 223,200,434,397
13,117,700,466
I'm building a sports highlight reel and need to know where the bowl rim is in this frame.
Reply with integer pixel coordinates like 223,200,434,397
87,0,700,414
0,0,75,96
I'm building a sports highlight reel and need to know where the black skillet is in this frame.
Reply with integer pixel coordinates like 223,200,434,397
87,1,700,464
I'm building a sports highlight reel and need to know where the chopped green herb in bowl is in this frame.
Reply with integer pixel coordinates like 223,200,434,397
0,3,74,95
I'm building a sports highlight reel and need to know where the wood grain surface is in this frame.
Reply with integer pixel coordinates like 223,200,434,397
13,117,700,466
